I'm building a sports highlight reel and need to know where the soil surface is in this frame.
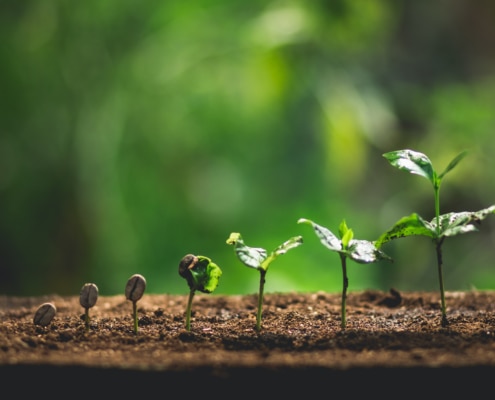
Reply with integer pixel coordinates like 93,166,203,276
2,289,495,396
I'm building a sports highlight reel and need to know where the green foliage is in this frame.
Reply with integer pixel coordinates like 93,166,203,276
298,218,392,329
1,2,495,297
379,149,495,326
226,232,303,331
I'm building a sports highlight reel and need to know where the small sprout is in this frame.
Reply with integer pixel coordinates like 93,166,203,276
298,218,392,329
226,232,303,332
379,149,495,326
79,283,99,331
125,274,146,334
33,302,56,327
178,254,222,331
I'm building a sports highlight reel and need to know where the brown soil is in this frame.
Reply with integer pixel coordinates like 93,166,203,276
2,289,495,396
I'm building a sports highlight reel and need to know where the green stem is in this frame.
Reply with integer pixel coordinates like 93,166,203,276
435,237,448,327
84,309,90,332
256,269,267,332
434,181,441,237
185,289,195,331
340,253,348,330
133,301,138,334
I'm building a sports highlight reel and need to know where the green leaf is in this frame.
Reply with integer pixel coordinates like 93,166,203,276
375,213,435,248
347,240,393,264
298,218,341,251
339,220,353,249
434,205,495,237
375,206,495,246
226,232,267,270
272,236,304,256
261,235,304,271
299,218,392,264
383,149,435,183
438,150,468,180
188,256,223,293
226,232,303,272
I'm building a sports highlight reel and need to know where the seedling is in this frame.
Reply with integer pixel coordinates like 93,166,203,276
125,274,147,334
178,254,222,331
298,218,392,329
79,283,99,332
33,302,57,327
377,149,495,326
226,232,303,332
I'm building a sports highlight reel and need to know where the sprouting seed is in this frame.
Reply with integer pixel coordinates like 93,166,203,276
33,302,57,327
178,254,222,331
125,274,146,334
79,283,98,331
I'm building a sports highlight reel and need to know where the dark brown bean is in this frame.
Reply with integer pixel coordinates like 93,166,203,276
33,302,56,326
79,283,99,309
125,274,146,302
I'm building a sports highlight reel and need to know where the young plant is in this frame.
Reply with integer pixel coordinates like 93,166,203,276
298,218,392,329
79,283,99,332
226,232,303,332
125,274,147,334
377,149,495,326
178,254,222,331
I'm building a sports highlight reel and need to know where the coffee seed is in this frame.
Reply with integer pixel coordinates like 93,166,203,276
33,302,56,326
79,283,99,309
125,274,146,302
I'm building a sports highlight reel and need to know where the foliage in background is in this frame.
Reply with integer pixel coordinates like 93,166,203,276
0,0,494,296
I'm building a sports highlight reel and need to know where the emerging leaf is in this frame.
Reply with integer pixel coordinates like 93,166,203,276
179,254,222,293
438,150,468,180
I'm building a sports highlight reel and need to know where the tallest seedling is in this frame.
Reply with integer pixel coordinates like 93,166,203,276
376,149,495,327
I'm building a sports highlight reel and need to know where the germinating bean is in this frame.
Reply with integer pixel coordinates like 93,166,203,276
79,283,98,309
125,274,146,302
33,302,56,326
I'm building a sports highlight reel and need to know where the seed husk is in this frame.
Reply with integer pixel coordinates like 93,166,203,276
33,302,57,326
80,283,99,309
125,274,146,302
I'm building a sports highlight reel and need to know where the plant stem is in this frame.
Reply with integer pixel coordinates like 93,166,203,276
340,253,348,330
185,289,195,331
435,237,448,327
256,269,267,332
132,301,138,334
84,309,90,332
434,179,448,327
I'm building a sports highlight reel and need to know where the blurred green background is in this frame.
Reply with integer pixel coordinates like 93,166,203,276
1,0,494,297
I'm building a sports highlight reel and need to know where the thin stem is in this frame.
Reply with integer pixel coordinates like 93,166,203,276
340,253,348,330
185,290,195,331
132,301,138,334
84,308,90,332
434,181,441,236
435,237,448,327
256,269,267,332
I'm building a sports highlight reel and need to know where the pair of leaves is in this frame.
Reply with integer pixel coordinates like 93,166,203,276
375,207,495,247
226,232,303,271
383,149,467,189
379,149,495,246
298,218,392,264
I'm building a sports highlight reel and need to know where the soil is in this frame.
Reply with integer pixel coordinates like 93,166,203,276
2,289,495,396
